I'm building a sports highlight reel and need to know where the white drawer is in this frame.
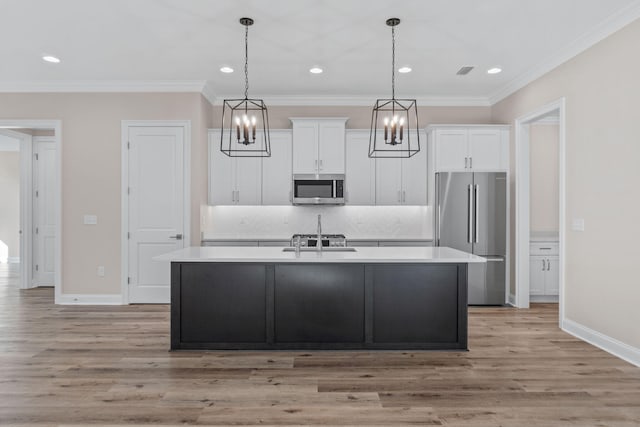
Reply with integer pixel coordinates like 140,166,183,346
530,242,559,256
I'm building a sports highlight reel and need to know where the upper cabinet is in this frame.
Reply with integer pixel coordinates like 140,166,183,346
375,130,428,205
209,130,262,205
262,130,293,205
428,125,509,172
345,130,375,205
210,129,295,206
291,118,348,174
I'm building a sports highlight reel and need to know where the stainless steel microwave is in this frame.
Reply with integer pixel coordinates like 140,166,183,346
292,174,345,205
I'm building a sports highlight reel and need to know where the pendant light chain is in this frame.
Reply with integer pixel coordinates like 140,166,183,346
391,25,395,101
244,24,249,100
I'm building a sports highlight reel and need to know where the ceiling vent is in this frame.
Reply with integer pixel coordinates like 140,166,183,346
456,66,474,76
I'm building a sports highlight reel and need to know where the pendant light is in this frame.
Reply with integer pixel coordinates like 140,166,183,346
369,18,420,158
220,17,271,157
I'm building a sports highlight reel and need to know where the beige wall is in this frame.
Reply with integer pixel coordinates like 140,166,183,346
530,123,559,233
0,92,210,294
211,105,493,129
493,19,640,349
0,151,20,260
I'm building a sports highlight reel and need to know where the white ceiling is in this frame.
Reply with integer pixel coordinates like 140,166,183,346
2,0,640,105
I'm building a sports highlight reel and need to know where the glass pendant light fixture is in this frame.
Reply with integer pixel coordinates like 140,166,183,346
369,18,420,158
220,17,271,157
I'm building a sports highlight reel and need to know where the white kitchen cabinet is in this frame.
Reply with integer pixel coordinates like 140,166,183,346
291,118,347,174
428,125,509,172
375,130,427,205
529,241,559,298
208,130,262,205
345,131,375,205
262,130,293,205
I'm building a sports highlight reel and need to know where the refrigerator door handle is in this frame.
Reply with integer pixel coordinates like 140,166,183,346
474,184,479,243
467,184,473,243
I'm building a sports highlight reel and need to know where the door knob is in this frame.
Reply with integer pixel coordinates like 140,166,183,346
169,234,183,240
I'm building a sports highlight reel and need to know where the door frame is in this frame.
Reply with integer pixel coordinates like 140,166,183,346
120,120,191,304
0,120,61,299
513,98,566,324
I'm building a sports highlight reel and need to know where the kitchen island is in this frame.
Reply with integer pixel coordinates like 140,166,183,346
154,246,485,351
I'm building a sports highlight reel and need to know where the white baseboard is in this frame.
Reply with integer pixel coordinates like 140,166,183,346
562,318,640,367
56,293,124,305
530,295,559,303
7,257,20,263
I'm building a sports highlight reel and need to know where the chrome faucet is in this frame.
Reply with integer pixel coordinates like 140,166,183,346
316,214,322,252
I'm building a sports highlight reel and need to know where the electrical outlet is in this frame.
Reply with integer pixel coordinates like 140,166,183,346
97,266,105,277
572,218,585,232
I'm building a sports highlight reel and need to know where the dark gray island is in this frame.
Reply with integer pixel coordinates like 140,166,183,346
155,246,486,351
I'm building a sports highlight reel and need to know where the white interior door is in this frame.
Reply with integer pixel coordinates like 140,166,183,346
128,126,184,303
33,138,56,286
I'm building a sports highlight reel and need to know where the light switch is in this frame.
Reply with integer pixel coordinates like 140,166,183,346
572,218,585,232
83,215,98,225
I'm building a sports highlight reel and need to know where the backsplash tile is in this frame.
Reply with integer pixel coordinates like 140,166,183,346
201,205,432,240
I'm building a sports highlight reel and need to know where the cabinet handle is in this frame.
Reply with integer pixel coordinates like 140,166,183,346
315,159,318,171
231,190,235,202
319,159,323,170
236,190,239,203
402,191,406,203
470,157,473,169
467,185,473,243
464,157,468,169
397,190,401,202
289,190,292,202
542,259,546,271
547,258,551,271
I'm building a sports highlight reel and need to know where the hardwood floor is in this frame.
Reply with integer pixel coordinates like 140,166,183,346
1,263,639,426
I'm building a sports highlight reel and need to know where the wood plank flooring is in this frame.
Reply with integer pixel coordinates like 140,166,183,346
1,263,639,426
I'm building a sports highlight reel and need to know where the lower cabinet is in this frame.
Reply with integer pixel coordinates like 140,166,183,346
530,255,559,296
178,264,267,343
172,262,467,350
274,264,364,343
529,241,559,297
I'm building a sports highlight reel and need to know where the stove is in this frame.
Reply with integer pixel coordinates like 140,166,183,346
291,234,347,248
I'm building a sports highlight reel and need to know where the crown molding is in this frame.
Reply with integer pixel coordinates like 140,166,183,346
488,2,640,105
208,94,491,107
0,80,209,94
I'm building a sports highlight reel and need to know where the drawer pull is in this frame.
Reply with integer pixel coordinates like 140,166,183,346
539,247,552,250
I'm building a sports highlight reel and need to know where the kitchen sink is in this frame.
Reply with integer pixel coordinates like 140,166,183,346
282,247,357,252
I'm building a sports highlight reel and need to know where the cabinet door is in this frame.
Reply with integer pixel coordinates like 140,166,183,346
529,256,546,295
401,130,427,205
375,157,402,205
234,156,262,205
435,129,468,171
262,131,292,205
468,129,505,171
318,121,345,174
292,121,319,174
345,131,375,205
208,130,235,205
545,256,560,295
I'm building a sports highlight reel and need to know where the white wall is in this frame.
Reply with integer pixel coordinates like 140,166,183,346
493,18,640,350
529,123,559,233
0,92,211,295
0,149,20,262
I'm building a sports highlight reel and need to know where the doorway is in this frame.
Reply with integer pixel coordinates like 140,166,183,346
514,98,566,325
121,121,191,304
0,121,61,299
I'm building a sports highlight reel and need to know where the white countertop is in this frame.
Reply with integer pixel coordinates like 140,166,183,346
154,246,486,264
200,236,433,242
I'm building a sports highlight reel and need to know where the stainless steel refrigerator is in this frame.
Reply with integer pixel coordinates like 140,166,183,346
435,172,507,305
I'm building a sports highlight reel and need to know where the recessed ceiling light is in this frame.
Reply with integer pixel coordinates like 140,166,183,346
398,66,412,73
309,67,323,74
42,55,61,63
487,67,502,74
220,66,234,73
